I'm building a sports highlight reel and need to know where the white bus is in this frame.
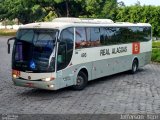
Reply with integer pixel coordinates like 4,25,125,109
7,18,152,90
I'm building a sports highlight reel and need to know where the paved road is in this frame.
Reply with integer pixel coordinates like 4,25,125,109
0,36,160,114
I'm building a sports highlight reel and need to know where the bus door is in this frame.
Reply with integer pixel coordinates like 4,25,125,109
56,28,74,88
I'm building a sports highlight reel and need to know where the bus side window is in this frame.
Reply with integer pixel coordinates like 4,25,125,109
143,27,151,41
100,28,105,45
57,28,74,70
75,27,87,49
105,27,114,45
90,28,100,47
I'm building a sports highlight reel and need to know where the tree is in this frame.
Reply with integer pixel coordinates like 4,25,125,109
0,0,46,24
1,0,160,37
0,0,8,21
118,1,125,7
102,0,118,20
135,0,141,6
0,0,119,23
34,0,85,17
116,5,160,37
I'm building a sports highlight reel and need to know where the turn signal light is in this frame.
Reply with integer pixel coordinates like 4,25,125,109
12,70,20,78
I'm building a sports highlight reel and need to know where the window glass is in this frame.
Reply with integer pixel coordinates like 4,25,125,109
101,26,151,46
100,28,106,45
142,27,151,41
85,28,90,41
17,30,34,42
90,28,100,47
86,27,91,47
129,27,138,42
105,27,117,45
75,27,87,48
75,27,91,49
76,26,151,48
142,27,150,41
14,29,58,72
57,28,74,70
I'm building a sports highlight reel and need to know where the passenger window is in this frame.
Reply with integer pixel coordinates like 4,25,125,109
143,27,151,41
100,28,106,45
75,27,87,48
75,27,101,48
99,26,151,46
90,28,100,47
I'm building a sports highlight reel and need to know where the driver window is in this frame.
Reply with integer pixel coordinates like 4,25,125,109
57,27,74,70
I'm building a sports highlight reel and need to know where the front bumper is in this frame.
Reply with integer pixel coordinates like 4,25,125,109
12,78,57,90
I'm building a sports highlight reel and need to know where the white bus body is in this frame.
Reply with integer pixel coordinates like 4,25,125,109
9,18,152,90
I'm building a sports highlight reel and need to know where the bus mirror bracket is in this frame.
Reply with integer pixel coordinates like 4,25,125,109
7,37,16,54
8,44,11,54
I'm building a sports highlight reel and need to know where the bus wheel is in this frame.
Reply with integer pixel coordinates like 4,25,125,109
131,59,138,74
72,71,88,90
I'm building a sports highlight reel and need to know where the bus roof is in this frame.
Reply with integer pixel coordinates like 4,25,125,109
19,17,151,30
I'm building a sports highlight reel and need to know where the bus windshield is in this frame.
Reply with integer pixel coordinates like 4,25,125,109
12,29,58,73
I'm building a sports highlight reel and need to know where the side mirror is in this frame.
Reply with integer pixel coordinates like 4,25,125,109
7,37,16,54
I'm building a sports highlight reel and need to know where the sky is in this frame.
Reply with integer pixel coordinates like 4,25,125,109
118,0,160,6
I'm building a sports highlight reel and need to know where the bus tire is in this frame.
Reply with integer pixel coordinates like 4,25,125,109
131,59,138,74
72,71,88,90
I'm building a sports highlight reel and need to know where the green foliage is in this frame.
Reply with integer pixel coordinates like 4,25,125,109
0,0,46,24
152,41,160,48
152,48,160,62
44,11,57,21
0,29,16,36
102,0,117,20
1,0,160,37
32,0,85,18
152,41,160,63
0,0,118,23
116,5,160,37
82,0,117,20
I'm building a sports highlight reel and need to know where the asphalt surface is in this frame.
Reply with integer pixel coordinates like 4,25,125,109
0,36,160,114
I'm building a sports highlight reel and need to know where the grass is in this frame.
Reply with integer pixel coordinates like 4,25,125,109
152,48,160,62
152,41,160,63
0,29,16,36
152,41,160,48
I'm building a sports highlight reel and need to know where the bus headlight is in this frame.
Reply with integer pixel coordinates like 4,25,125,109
12,70,20,79
13,74,17,79
41,77,55,82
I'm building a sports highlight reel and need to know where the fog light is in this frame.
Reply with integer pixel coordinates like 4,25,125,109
42,77,55,82
48,85,54,88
